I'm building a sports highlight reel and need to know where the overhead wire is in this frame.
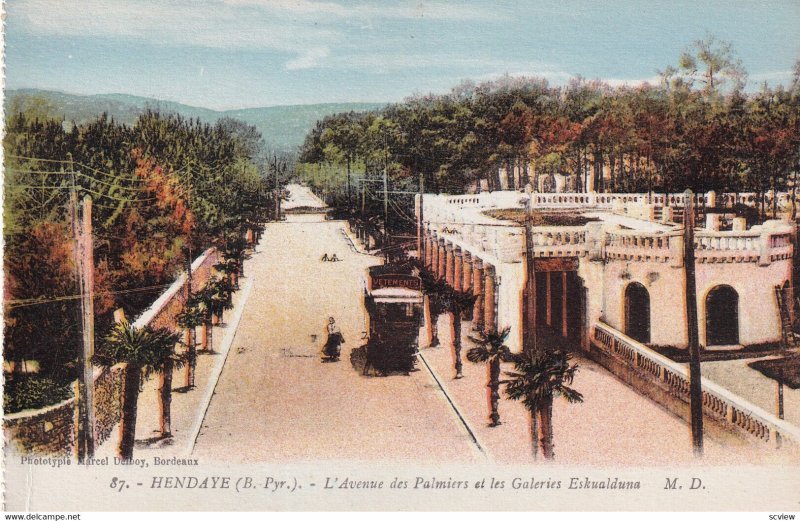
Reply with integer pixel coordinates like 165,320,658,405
5,283,177,310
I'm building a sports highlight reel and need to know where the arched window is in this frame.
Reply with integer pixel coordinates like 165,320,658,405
625,282,650,343
705,285,739,346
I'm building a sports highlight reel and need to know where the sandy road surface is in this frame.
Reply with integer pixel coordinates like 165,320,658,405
191,214,481,463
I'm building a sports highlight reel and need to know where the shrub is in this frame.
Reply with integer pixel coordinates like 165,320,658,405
3,375,73,414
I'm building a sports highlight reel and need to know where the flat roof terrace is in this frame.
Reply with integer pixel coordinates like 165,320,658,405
484,207,675,233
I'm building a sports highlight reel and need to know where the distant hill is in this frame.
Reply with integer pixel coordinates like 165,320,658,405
4,88,386,153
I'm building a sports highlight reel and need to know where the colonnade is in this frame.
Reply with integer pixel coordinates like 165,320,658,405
422,230,497,334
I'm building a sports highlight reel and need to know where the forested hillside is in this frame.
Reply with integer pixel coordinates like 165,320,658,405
5,89,384,153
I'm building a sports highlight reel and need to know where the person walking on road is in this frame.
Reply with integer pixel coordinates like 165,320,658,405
322,317,344,362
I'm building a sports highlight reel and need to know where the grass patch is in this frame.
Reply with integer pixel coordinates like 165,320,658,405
484,209,600,226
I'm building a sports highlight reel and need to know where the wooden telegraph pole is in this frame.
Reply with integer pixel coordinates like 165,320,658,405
683,189,704,457
523,214,539,459
417,172,424,260
524,218,538,355
72,192,96,461
273,155,282,222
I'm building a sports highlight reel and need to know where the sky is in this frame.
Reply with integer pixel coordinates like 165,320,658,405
3,0,800,110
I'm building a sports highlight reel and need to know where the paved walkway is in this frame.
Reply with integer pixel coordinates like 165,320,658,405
191,212,481,464
419,316,787,465
282,183,327,210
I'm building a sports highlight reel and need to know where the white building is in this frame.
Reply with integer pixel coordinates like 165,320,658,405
416,191,795,353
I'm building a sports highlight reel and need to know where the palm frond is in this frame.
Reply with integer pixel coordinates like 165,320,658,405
466,346,491,363
502,348,583,410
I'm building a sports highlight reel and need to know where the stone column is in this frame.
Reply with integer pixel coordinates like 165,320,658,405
437,240,446,279
424,233,433,269
453,247,463,292
562,271,569,338
484,264,496,334
431,236,440,275
472,258,484,331
462,252,473,293
445,243,455,286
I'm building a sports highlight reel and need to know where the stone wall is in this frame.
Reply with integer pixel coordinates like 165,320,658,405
93,364,125,446
4,398,76,456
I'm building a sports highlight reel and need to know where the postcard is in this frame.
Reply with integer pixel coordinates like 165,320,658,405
2,0,799,513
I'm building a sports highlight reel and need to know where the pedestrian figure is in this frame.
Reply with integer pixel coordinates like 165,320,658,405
322,317,344,362
320,253,329,262
330,253,340,262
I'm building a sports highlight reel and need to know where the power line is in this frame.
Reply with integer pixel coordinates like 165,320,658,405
6,155,146,184
7,169,146,193
6,183,161,203
5,283,177,310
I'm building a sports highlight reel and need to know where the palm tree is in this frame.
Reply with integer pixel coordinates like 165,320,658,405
214,258,241,289
207,277,234,325
504,349,583,459
221,234,252,278
441,286,478,379
418,269,448,347
176,300,206,388
191,285,215,352
93,321,182,460
467,327,513,427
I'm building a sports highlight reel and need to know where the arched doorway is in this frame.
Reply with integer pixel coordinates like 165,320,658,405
625,282,650,344
706,285,739,346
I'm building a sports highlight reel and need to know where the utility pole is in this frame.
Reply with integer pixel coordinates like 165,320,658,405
683,189,704,457
68,189,85,462
361,176,366,216
523,217,538,355
417,172,424,260
346,158,352,209
71,192,96,462
273,155,282,222
185,163,195,388
524,215,539,459
383,134,389,251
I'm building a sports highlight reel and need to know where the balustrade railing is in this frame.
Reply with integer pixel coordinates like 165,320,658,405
604,230,676,263
529,226,588,257
592,322,800,448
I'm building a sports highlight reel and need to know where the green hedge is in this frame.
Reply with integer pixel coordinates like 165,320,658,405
3,376,73,414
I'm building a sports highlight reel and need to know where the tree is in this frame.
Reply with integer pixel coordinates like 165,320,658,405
176,301,206,388
93,321,181,460
207,277,234,325
440,286,478,379
663,35,747,97
467,327,513,426
418,268,449,347
504,349,583,459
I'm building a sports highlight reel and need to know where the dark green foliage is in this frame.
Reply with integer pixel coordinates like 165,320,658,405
467,327,513,365
3,375,73,414
93,321,183,379
504,349,584,411
176,302,207,330
3,107,270,399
